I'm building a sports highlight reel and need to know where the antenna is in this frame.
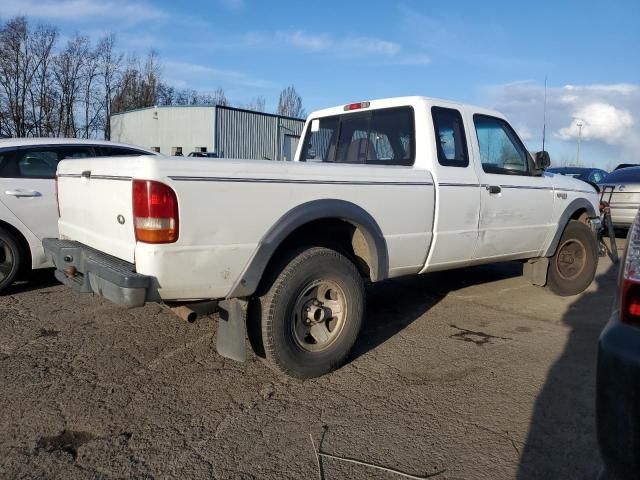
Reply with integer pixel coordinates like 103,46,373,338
542,75,547,152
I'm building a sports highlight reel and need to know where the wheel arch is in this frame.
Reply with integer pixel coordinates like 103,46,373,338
0,219,32,273
227,199,389,298
544,198,598,257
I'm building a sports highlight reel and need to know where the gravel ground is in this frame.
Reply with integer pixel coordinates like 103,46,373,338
0,250,619,479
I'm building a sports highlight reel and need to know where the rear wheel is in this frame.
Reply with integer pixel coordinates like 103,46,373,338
0,228,22,294
547,220,598,296
253,246,365,379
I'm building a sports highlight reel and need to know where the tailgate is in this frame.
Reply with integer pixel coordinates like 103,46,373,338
57,162,137,263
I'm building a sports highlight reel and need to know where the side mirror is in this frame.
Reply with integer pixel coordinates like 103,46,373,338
534,151,551,170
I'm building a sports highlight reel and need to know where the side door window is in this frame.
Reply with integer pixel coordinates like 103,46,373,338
474,115,530,175
97,146,151,156
15,148,61,179
0,149,17,177
60,146,94,160
432,107,468,167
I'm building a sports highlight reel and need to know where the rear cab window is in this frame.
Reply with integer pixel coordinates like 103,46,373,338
300,106,415,166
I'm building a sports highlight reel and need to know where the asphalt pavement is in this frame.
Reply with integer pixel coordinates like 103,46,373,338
0,248,620,479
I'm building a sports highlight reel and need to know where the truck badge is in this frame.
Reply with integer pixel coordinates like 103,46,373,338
117,215,125,225
557,192,568,200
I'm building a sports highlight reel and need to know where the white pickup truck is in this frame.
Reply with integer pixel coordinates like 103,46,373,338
44,96,601,378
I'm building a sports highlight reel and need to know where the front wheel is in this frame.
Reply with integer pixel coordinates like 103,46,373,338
253,246,365,379
547,220,598,296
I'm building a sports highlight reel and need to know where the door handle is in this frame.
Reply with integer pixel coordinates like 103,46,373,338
486,185,501,194
4,189,42,197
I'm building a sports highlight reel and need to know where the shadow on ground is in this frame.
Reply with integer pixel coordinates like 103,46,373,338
4,268,58,295
350,261,524,361
516,262,618,479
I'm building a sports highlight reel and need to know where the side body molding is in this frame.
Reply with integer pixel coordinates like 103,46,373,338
544,198,598,257
228,199,389,298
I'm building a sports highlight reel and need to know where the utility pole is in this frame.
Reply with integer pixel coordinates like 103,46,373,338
576,120,584,166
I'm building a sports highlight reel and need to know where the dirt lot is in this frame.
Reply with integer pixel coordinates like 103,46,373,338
0,247,620,479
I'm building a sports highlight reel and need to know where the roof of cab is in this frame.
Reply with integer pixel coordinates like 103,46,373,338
306,96,505,120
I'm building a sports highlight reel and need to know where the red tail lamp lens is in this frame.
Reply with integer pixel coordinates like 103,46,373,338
132,180,179,243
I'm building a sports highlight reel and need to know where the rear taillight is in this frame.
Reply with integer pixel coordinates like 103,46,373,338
132,180,179,244
620,210,640,325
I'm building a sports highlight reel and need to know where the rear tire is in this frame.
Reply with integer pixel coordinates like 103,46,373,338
254,246,365,379
547,220,598,296
0,228,22,294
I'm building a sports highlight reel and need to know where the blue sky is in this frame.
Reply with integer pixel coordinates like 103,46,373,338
2,0,639,169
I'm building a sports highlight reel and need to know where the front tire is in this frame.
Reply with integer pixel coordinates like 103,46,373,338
0,228,22,294
254,246,365,379
547,220,598,296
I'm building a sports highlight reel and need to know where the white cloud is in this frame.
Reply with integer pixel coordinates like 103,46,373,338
489,81,640,164
556,103,634,145
0,0,167,23
163,60,275,90
275,30,332,52
251,29,402,58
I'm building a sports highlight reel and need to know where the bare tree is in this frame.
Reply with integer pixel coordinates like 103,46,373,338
96,33,122,139
27,23,58,136
212,87,228,106
277,85,304,118
53,34,90,137
246,96,266,112
0,17,35,136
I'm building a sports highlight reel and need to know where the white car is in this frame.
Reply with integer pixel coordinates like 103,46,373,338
45,97,601,378
0,138,158,292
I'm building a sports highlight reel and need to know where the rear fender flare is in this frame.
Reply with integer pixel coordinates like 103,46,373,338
227,199,388,298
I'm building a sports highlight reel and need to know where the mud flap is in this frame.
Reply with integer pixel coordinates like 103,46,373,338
217,298,248,362
523,257,549,286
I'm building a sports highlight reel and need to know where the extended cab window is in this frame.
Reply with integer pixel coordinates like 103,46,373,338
432,107,468,167
300,107,414,166
474,115,530,175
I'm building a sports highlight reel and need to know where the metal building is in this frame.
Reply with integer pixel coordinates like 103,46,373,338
110,105,305,160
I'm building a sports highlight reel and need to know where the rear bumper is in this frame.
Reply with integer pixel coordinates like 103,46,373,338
42,238,151,308
596,313,640,479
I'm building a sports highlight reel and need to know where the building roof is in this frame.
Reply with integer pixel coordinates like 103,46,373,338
111,104,305,122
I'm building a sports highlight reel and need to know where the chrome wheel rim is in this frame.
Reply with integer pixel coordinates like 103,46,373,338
556,238,587,281
0,239,14,282
292,280,347,352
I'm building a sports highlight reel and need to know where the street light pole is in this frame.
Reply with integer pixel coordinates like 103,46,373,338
576,120,584,166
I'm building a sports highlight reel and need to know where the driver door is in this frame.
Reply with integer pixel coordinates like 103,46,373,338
471,114,554,260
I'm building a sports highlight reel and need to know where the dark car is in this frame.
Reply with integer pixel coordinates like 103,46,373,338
546,167,608,184
597,213,640,479
187,152,219,158
614,163,640,171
